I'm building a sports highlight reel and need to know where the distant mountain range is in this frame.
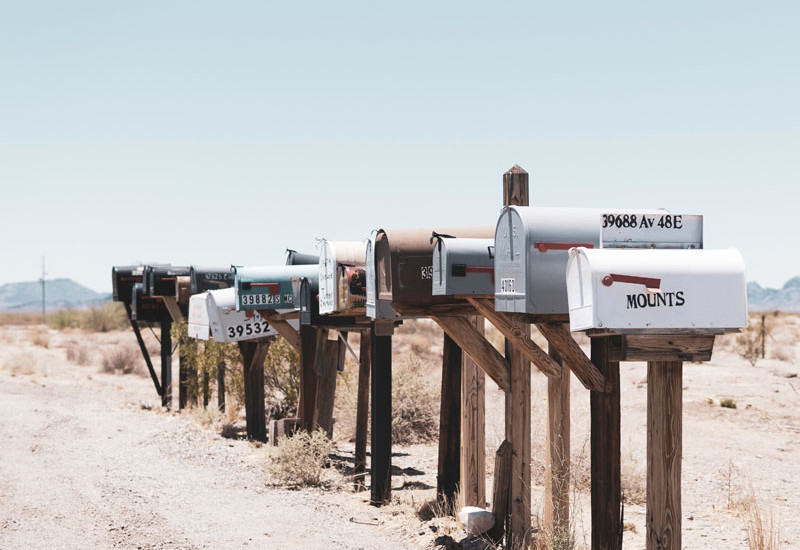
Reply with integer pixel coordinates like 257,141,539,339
0,277,798,313
747,277,800,313
0,278,110,311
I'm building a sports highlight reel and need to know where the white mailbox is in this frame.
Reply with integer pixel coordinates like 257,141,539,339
566,248,747,332
494,206,697,315
318,240,367,315
432,237,495,296
188,288,286,343
365,230,397,320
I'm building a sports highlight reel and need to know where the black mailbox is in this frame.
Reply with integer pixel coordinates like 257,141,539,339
286,249,319,266
190,265,235,294
112,265,143,304
146,265,191,297
131,283,169,322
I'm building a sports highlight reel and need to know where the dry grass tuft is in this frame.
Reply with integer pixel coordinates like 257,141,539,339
268,429,336,487
30,328,50,348
2,352,38,376
65,342,92,365
101,346,146,376
392,354,439,445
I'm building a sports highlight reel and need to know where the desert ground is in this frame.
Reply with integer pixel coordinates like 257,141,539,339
0,315,798,549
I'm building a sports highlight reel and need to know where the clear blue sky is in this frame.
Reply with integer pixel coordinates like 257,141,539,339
1,1,797,292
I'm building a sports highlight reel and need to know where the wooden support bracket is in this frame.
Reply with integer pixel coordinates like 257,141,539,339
431,315,511,393
162,296,184,323
536,322,606,392
258,309,301,352
466,297,561,379
607,334,715,362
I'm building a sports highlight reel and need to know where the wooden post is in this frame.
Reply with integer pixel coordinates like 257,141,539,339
217,359,226,412
591,337,622,550
545,344,570,538
314,333,345,438
370,323,392,506
647,361,682,550
508,313,531,548
438,332,462,510
461,315,486,508
160,318,172,409
238,340,270,442
354,329,371,491
179,350,188,410
202,363,210,409
504,164,531,548
299,325,320,432
760,314,766,359
489,440,512,542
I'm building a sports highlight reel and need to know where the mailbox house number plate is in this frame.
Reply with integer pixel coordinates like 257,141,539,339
499,278,515,294
226,320,271,339
241,294,293,306
601,213,702,249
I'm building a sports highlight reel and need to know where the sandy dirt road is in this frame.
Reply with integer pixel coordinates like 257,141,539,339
0,329,414,550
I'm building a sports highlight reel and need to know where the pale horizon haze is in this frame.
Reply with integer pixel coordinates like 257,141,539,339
1,1,798,293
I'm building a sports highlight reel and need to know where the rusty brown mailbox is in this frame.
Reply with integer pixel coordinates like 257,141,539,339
366,226,493,318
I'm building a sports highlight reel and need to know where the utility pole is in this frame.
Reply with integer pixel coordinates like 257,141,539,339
41,256,46,324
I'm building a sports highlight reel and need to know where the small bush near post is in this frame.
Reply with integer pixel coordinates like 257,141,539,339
268,429,335,487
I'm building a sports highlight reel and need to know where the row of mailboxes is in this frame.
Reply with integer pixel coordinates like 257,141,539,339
188,288,286,343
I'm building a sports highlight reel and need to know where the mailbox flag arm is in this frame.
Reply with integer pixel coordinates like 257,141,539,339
535,242,594,253
601,273,661,293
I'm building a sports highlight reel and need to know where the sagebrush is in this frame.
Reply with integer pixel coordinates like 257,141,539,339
392,354,439,445
268,429,335,486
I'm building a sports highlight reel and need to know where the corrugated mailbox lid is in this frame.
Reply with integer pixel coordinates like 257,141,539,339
372,226,493,315
566,247,747,332
234,264,318,311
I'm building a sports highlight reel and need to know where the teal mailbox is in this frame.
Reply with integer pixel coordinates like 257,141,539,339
234,264,318,311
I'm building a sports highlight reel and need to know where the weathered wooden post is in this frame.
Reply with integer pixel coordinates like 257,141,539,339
504,165,532,547
299,325,321,432
590,337,622,550
354,329,371,491
217,359,226,412
314,330,345,438
238,339,270,442
371,322,393,505
461,315,486,508
437,332,462,510
545,347,570,539
161,317,173,408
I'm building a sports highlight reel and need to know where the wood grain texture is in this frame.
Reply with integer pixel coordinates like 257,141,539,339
314,336,345,438
437,333,462,509
460,316,486,508
467,297,561,378
258,309,302,352
590,338,622,550
508,313,531,548
537,322,605,391
370,329,392,506
503,164,529,207
544,346,570,538
647,361,683,550
354,330,371,491
608,334,714,362
431,315,511,393
488,440,512,542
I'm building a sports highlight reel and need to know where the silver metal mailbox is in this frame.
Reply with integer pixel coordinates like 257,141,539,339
432,237,495,296
234,264,318,311
188,288,283,342
494,207,697,315
318,240,367,315
566,248,747,332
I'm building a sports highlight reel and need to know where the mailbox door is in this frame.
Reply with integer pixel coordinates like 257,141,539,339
567,248,747,331
338,266,366,312
366,230,397,319
188,293,211,340
494,208,529,313
319,241,366,315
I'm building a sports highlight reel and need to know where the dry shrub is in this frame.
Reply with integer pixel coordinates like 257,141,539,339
47,302,128,332
264,336,300,419
30,328,50,348
621,450,646,505
769,344,794,363
190,407,224,428
268,429,335,487
745,491,783,550
0,312,43,326
101,346,146,376
65,343,92,366
392,354,439,445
